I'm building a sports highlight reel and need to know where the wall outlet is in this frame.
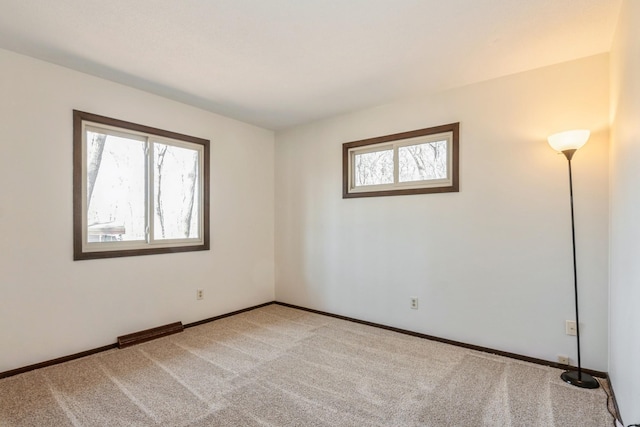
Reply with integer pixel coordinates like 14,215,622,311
565,320,577,336
196,289,204,300
410,297,418,310
557,355,569,365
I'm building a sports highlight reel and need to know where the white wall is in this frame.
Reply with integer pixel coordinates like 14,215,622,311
0,41,616,387
275,54,610,371
0,49,275,373
609,0,640,423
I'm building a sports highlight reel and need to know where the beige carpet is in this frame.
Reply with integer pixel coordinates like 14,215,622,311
0,304,614,426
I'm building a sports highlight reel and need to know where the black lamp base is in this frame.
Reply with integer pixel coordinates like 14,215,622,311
561,370,599,389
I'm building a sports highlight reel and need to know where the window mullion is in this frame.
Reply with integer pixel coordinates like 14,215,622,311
146,140,152,245
393,144,399,185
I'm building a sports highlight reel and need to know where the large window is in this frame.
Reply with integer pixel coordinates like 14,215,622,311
73,110,209,260
343,123,459,198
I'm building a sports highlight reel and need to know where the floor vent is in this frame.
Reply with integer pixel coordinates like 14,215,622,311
117,321,184,349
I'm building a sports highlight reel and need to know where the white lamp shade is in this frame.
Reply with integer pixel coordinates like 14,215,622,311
547,129,590,152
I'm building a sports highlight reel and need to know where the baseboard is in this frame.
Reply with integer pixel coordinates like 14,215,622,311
278,302,626,420
0,301,276,380
0,344,118,380
184,301,275,328
117,321,184,348
1,298,620,422
274,301,608,378
606,374,624,425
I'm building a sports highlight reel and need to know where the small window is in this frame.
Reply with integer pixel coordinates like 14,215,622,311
343,123,459,198
73,110,209,260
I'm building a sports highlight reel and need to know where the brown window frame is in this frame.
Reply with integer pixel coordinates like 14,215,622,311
73,110,210,260
342,122,459,198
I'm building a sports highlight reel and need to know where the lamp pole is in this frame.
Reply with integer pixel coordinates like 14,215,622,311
559,148,599,389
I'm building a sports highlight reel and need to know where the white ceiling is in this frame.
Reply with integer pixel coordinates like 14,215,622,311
0,0,622,130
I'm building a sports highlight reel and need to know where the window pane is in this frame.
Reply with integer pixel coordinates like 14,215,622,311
398,140,447,182
86,131,146,242
153,143,200,240
354,149,393,186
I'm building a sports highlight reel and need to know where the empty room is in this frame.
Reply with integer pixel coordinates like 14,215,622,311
0,0,638,426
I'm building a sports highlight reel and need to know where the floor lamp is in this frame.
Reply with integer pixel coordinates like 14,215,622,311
547,129,599,389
